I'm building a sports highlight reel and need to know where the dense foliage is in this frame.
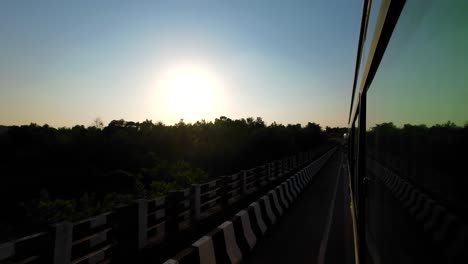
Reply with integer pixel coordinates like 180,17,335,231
0,117,330,240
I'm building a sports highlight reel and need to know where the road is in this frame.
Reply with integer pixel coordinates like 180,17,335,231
243,151,355,264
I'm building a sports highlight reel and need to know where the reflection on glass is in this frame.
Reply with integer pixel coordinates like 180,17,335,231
367,0,468,205
365,0,468,262
352,0,382,115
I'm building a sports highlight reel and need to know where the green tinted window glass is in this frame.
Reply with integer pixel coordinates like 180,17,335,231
365,1,468,262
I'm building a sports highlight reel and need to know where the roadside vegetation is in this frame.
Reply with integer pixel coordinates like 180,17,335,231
0,117,334,240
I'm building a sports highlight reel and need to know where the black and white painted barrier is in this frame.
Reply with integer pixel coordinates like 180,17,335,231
0,146,333,264
163,147,336,264
367,158,468,262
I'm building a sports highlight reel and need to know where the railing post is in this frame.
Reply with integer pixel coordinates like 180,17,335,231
278,160,282,177
254,167,261,191
267,162,273,181
112,202,139,261
192,184,202,220
166,191,182,239
258,165,267,190
153,197,167,242
0,242,14,261
273,161,278,179
136,199,148,250
241,170,248,194
52,222,72,264
283,158,289,177
281,159,286,176
220,176,229,208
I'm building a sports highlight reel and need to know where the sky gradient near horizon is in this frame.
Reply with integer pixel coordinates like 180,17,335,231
0,0,362,128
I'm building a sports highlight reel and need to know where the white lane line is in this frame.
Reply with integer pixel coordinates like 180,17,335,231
317,152,343,264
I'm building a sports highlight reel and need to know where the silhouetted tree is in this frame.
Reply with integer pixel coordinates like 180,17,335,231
0,116,332,240
366,121,468,218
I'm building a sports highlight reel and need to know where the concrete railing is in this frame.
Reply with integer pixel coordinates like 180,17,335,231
163,147,337,264
0,146,332,264
367,158,468,262
193,179,223,220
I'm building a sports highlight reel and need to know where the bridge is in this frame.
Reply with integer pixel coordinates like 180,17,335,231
2,0,468,263
160,147,355,264
242,149,354,264
1,145,358,264
2,139,467,264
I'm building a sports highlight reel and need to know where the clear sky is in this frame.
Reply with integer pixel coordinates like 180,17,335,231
0,0,362,128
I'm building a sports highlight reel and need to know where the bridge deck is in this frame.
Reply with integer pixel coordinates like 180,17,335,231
243,151,356,264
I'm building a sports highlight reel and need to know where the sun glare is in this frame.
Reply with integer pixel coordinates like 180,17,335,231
155,64,224,123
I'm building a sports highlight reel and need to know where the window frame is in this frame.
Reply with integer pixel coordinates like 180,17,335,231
347,0,407,263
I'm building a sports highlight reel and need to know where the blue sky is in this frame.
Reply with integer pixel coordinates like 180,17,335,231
0,0,362,127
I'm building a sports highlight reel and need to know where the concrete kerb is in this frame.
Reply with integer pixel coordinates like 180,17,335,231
163,148,337,263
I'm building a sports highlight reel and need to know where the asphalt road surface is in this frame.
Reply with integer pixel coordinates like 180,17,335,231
243,151,355,264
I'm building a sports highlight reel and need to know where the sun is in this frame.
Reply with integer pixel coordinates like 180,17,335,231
155,63,223,122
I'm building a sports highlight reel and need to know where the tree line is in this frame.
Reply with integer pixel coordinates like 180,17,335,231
0,117,332,241
366,121,468,220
